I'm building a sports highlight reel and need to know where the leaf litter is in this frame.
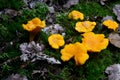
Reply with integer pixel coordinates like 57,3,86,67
113,4,120,22
5,74,28,80
108,32,120,48
63,0,79,8
99,0,108,5
42,24,65,36
20,41,61,64
105,64,120,80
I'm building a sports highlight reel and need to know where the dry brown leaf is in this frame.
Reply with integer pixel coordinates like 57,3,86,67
117,26,120,33
108,33,120,48
20,41,61,64
42,24,65,36
0,9,21,19
102,15,113,21
113,4,120,22
32,69,47,75
5,74,28,80
105,64,120,80
23,0,49,8
48,6,55,13
63,0,79,8
5,9,21,17
99,0,108,5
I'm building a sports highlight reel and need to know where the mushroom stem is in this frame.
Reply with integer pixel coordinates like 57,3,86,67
29,32,37,42
29,27,41,42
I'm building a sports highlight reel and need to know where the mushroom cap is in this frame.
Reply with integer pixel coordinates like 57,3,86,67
22,17,46,32
48,34,65,49
61,42,89,65
75,21,96,33
82,32,109,52
68,10,84,20
61,43,75,61
103,19,118,31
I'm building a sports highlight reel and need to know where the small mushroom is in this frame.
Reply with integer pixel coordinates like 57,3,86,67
82,32,109,52
22,17,46,41
68,10,84,20
61,42,89,65
75,21,96,33
102,19,118,31
48,34,65,49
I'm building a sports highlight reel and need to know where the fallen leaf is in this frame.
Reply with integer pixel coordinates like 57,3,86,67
36,53,61,64
105,64,120,80
48,6,55,13
5,74,28,80
42,24,65,36
46,13,55,24
117,25,120,33
20,41,45,62
0,9,21,19
20,54,29,62
113,4,120,22
23,0,49,9
32,69,47,75
5,9,21,17
108,32,120,48
99,0,108,5
20,41,61,64
102,15,113,21
63,0,79,8
32,68,48,80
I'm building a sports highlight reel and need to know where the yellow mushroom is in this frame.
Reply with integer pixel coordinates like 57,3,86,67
75,21,96,33
22,17,46,41
82,32,109,52
103,19,118,31
48,34,65,49
68,10,84,20
61,42,89,65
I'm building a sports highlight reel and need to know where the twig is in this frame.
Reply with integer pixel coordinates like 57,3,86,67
0,56,20,66
0,56,31,69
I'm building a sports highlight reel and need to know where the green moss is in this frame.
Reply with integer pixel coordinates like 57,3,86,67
84,49,113,80
71,2,114,19
0,0,24,10
21,3,48,20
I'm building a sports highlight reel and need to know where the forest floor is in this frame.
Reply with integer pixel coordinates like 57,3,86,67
0,0,120,80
